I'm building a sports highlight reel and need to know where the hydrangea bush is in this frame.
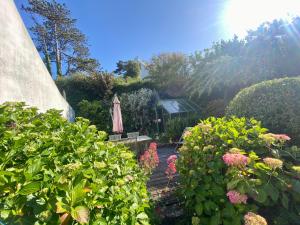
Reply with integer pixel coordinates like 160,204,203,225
0,102,150,225
177,117,300,225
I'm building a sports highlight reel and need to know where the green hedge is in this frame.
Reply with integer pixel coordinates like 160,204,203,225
226,77,300,143
56,73,114,111
0,102,150,224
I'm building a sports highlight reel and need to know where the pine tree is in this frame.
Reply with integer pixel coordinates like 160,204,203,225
22,0,100,78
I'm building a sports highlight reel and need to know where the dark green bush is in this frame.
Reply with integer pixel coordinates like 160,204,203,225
113,79,154,95
226,77,300,143
164,114,199,142
77,100,111,133
0,102,150,224
202,99,226,118
177,117,300,225
56,73,114,111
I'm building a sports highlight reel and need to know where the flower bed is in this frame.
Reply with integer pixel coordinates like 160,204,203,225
177,117,300,225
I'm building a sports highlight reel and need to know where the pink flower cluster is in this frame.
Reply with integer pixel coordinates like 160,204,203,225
139,142,159,173
165,155,177,179
244,212,267,225
263,157,283,169
183,130,192,138
167,155,177,164
227,190,248,204
272,134,291,141
222,153,249,167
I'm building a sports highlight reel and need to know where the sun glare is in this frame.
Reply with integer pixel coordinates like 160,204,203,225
223,0,300,37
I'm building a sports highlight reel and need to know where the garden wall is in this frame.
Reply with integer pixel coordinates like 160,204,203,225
0,0,74,120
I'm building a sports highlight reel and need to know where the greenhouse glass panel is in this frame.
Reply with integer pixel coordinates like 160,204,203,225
159,99,197,114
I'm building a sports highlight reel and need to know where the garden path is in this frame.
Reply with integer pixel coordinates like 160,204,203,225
147,146,183,222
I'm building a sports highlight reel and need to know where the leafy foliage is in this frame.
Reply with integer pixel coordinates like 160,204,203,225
114,60,141,79
120,88,158,133
23,0,100,77
0,102,150,224
56,72,114,112
177,117,300,225
226,77,300,144
163,114,199,142
187,18,300,102
146,53,191,97
77,100,111,133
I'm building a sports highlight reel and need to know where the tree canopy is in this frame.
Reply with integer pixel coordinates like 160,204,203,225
187,18,300,102
114,60,141,79
146,52,191,97
23,0,100,78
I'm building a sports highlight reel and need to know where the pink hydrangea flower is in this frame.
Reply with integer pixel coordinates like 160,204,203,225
244,212,267,225
167,155,177,164
222,153,249,167
227,190,248,204
263,157,283,169
272,134,291,141
165,162,176,178
149,142,157,150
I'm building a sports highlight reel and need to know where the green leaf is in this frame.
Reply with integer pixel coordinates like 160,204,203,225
254,162,270,171
71,206,89,224
195,203,203,216
209,212,221,225
18,182,41,195
222,203,235,218
137,212,149,221
227,179,240,190
56,201,68,213
265,184,279,202
71,181,86,206
281,193,289,209
292,180,300,194
256,188,267,203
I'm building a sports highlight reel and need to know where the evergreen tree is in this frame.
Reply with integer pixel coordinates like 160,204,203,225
22,0,100,78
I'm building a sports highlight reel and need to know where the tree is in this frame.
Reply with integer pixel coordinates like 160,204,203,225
30,22,53,76
114,60,141,79
120,88,157,133
147,53,191,97
22,0,100,78
188,17,300,102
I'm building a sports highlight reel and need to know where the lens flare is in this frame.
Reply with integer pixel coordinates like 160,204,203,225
223,0,300,37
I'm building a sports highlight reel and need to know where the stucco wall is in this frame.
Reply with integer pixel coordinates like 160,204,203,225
0,0,74,120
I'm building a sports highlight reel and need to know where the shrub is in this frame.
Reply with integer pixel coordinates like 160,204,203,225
226,77,300,143
164,114,199,142
56,72,114,111
0,102,150,224
120,88,157,134
77,100,111,133
202,99,226,118
177,117,300,225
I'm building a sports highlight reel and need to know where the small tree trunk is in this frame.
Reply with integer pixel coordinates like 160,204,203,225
54,23,62,78
42,37,52,77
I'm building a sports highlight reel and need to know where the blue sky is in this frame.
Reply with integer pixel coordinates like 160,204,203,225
15,0,235,72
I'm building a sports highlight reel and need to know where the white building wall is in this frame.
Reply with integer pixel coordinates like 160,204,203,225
0,0,74,120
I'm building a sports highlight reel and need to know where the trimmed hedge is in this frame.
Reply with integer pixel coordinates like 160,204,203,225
226,77,300,143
